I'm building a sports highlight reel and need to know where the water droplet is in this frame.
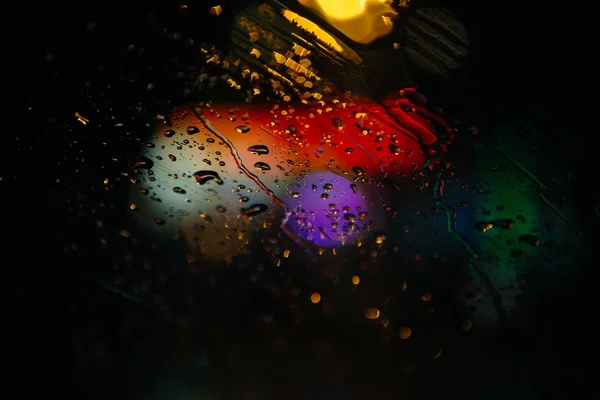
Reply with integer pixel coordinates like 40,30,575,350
154,217,166,225
331,117,343,128
207,138,215,143
248,144,269,155
183,126,198,136
352,166,365,176
365,308,380,319
344,214,356,223
235,125,250,133
519,234,539,247
164,130,175,137
173,187,186,194
254,161,271,171
135,156,154,170
203,159,211,165
241,203,268,217
399,327,412,339
239,196,249,203
193,170,223,185
168,154,177,161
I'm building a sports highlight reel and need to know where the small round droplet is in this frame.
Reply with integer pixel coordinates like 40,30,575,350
310,293,321,304
365,308,380,320
399,327,412,339
164,130,175,137
135,156,154,170
235,125,250,134
187,126,199,134
461,320,472,331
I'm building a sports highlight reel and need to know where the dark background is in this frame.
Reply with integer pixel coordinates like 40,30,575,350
3,0,597,398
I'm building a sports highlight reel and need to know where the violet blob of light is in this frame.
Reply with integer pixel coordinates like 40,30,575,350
284,171,371,248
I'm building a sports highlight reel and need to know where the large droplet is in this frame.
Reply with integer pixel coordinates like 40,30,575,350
235,125,251,133
193,170,223,185
135,156,154,170
187,126,199,134
164,129,175,137
254,161,271,171
241,203,268,217
248,144,269,155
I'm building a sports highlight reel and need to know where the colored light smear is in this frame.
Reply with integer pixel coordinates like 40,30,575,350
130,90,448,255
284,171,371,247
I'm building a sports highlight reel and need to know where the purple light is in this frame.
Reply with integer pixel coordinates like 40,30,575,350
284,172,371,247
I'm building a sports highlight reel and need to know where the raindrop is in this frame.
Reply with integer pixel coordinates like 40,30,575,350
168,154,177,161
193,170,224,185
519,234,539,247
254,161,271,171
331,117,344,128
235,125,251,133
187,126,199,134
241,203,268,217
353,166,365,175
173,187,186,194
164,129,175,137
135,156,154,170
248,144,269,155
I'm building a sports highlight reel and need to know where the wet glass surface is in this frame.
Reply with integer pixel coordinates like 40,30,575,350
6,1,597,399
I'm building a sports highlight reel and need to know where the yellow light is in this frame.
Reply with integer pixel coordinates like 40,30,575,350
309,0,368,20
297,0,397,44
